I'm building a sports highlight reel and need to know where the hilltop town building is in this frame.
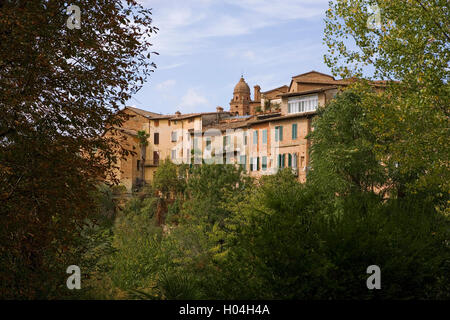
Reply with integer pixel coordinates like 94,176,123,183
111,71,356,191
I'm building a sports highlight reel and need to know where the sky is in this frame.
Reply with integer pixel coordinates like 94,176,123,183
131,0,332,115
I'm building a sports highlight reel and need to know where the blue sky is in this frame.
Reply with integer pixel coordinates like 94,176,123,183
131,0,332,115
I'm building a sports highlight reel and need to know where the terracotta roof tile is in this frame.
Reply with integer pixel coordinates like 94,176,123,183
126,106,162,118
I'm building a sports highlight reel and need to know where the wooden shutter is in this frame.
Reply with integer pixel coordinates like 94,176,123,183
292,124,297,139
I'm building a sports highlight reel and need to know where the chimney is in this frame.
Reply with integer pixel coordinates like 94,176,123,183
216,106,224,112
254,85,261,102
175,111,181,117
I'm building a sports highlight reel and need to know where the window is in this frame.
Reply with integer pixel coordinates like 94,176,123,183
239,155,247,170
262,129,267,144
171,131,177,142
206,137,211,151
154,120,159,127
253,130,258,145
262,156,267,171
288,154,292,167
223,136,229,147
277,154,286,168
244,133,248,145
253,157,259,171
171,149,176,160
188,118,194,123
288,94,318,114
154,132,159,145
137,160,140,171
153,151,159,165
275,126,283,142
292,124,298,140
292,153,298,169
250,157,259,171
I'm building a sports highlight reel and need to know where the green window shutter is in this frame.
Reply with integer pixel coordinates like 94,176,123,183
275,127,279,142
292,124,297,139
262,129,267,144
282,154,285,168
280,126,283,141
253,130,258,145
262,156,267,170
257,157,260,170
288,154,292,167
250,157,253,171
277,154,281,168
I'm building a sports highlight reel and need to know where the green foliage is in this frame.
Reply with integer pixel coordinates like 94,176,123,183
214,171,450,299
183,164,250,225
324,0,449,201
324,0,449,82
109,199,162,291
157,270,203,300
308,84,387,196
153,159,186,200
137,131,150,147
86,164,449,300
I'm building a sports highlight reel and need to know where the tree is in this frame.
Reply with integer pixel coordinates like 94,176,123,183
183,164,249,227
152,160,187,225
308,84,387,196
153,160,185,201
0,1,157,298
324,0,449,201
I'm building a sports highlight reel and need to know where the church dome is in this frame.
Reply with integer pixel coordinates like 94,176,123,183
233,76,250,95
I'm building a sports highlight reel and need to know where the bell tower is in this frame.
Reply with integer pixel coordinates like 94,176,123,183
230,76,251,116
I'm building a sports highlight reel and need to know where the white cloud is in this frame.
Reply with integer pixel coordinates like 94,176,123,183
224,0,328,20
178,88,209,112
138,0,329,56
158,62,185,70
156,79,176,91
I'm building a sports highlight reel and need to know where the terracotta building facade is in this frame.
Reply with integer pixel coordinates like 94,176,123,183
112,71,356,191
